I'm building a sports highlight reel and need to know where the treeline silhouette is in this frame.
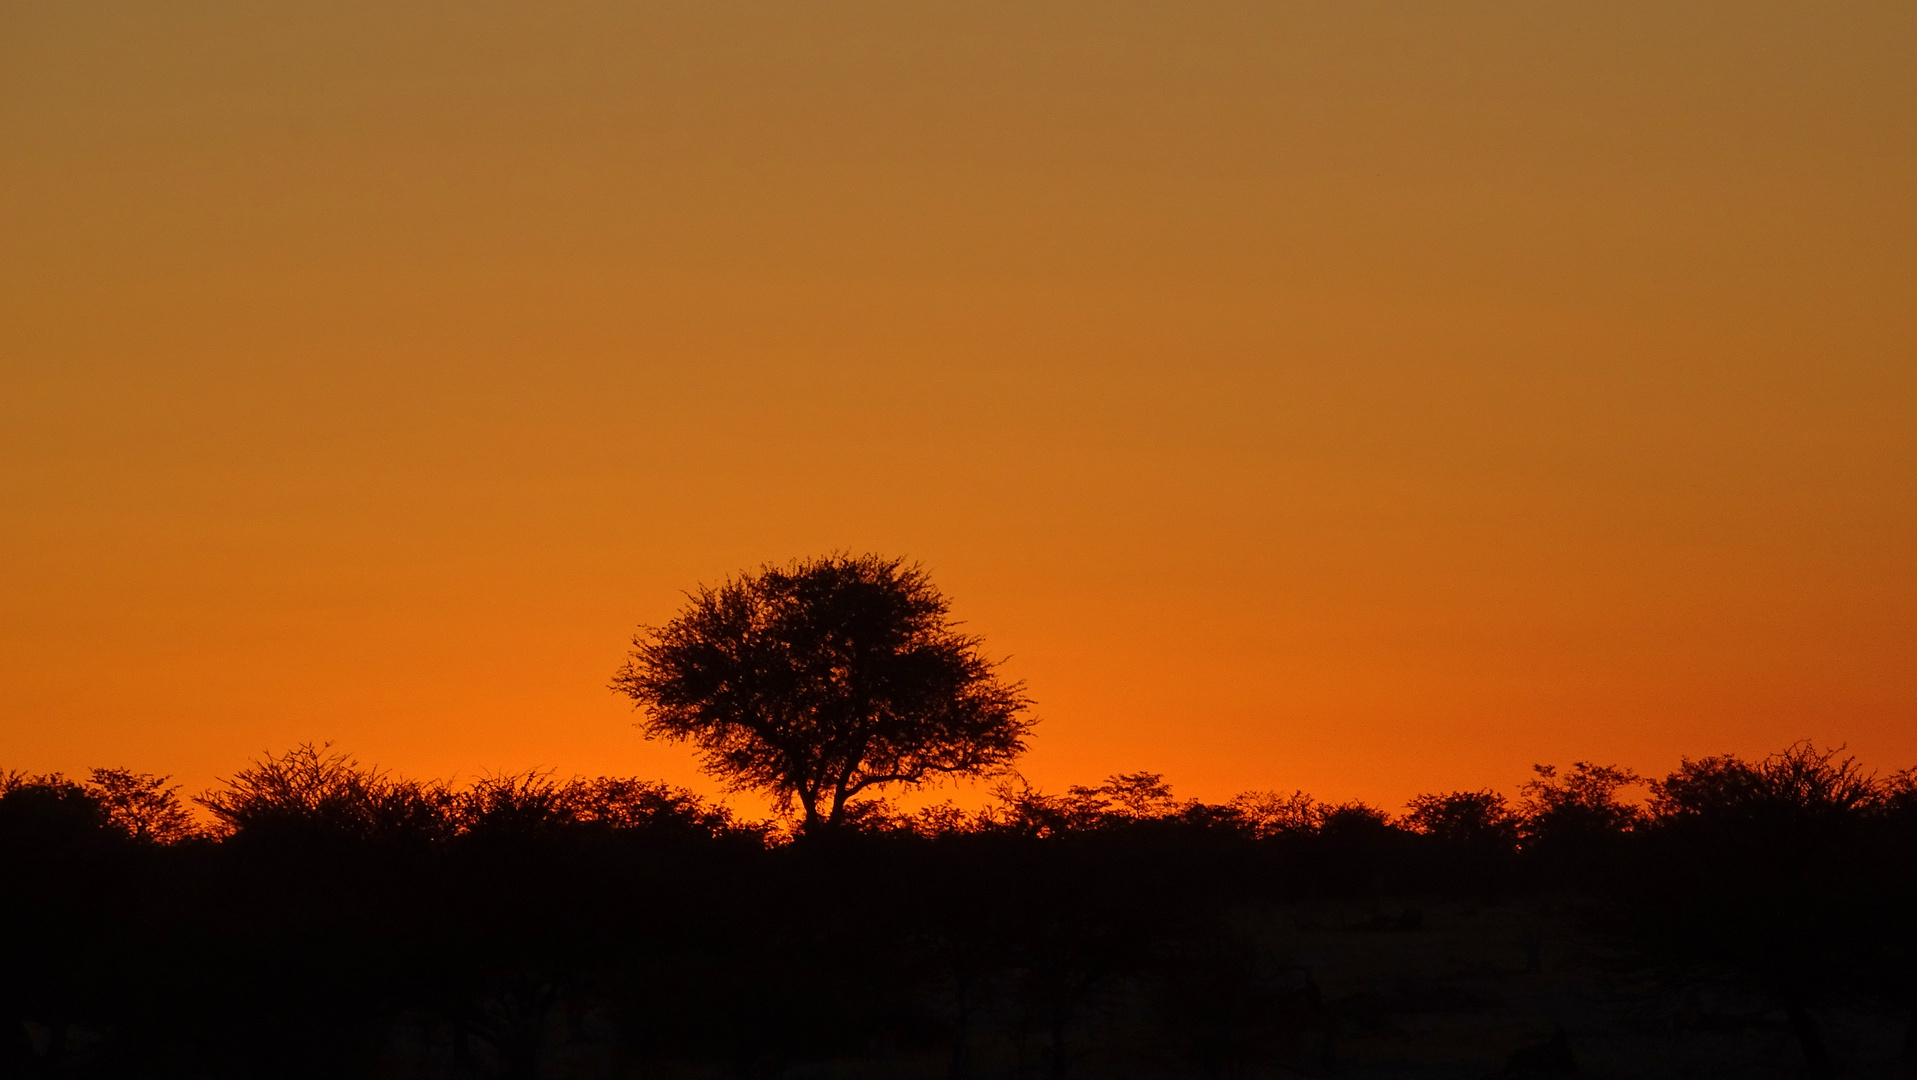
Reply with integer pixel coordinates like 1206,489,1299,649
5,742,1917,1079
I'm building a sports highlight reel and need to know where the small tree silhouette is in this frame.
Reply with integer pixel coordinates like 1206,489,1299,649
1403,789,1519,850
612,555,1033,834
984,773,1188,835
1518,761,1642,853
1626,743,1899,1077
0,771,109,848
1224,790,1322,837
86,768,194,843
1651,742,1883,823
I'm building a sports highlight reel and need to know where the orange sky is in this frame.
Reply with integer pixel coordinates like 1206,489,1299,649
3,0,1914,813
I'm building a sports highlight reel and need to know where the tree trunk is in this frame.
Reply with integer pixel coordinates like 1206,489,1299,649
1784,1000,1834,1080
1316,1014,1339,1076
948,978,973,1080
1047,998,1072,1080
504,1042,540,1080
798,794,819,834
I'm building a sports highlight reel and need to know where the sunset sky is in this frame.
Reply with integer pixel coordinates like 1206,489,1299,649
4,0,1913,812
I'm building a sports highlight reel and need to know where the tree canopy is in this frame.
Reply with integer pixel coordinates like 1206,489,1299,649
611,554,1034,833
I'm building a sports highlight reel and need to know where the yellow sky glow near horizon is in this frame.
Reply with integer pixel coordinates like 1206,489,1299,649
3,0,1914,812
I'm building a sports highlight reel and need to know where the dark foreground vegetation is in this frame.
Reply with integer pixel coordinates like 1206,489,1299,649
11,557,1917,1076
6,741,1917,1080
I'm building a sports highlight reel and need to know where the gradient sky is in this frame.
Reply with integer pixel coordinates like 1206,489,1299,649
3,0,1913,811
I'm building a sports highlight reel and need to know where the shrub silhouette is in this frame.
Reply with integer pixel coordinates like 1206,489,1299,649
0,772,110,849
198,742,454,845
1402,789,1520,850
1650,741,1884,824
5,740,1917,1078
83,768,195,844
1517,761,1643,865
1622,743,1914,1077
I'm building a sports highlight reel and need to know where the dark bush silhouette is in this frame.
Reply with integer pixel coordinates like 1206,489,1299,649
83,767,195,843
198,742,455,845
1650,741,1883,823
5,740,1917,1078
0,771,110,848
611,554,1033,834
1403,788,1520,850
1619,743,1915,1077
1222,788,1322,836
1516,760,1643,874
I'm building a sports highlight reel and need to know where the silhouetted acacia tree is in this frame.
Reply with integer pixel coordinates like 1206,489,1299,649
611,554,1033,834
